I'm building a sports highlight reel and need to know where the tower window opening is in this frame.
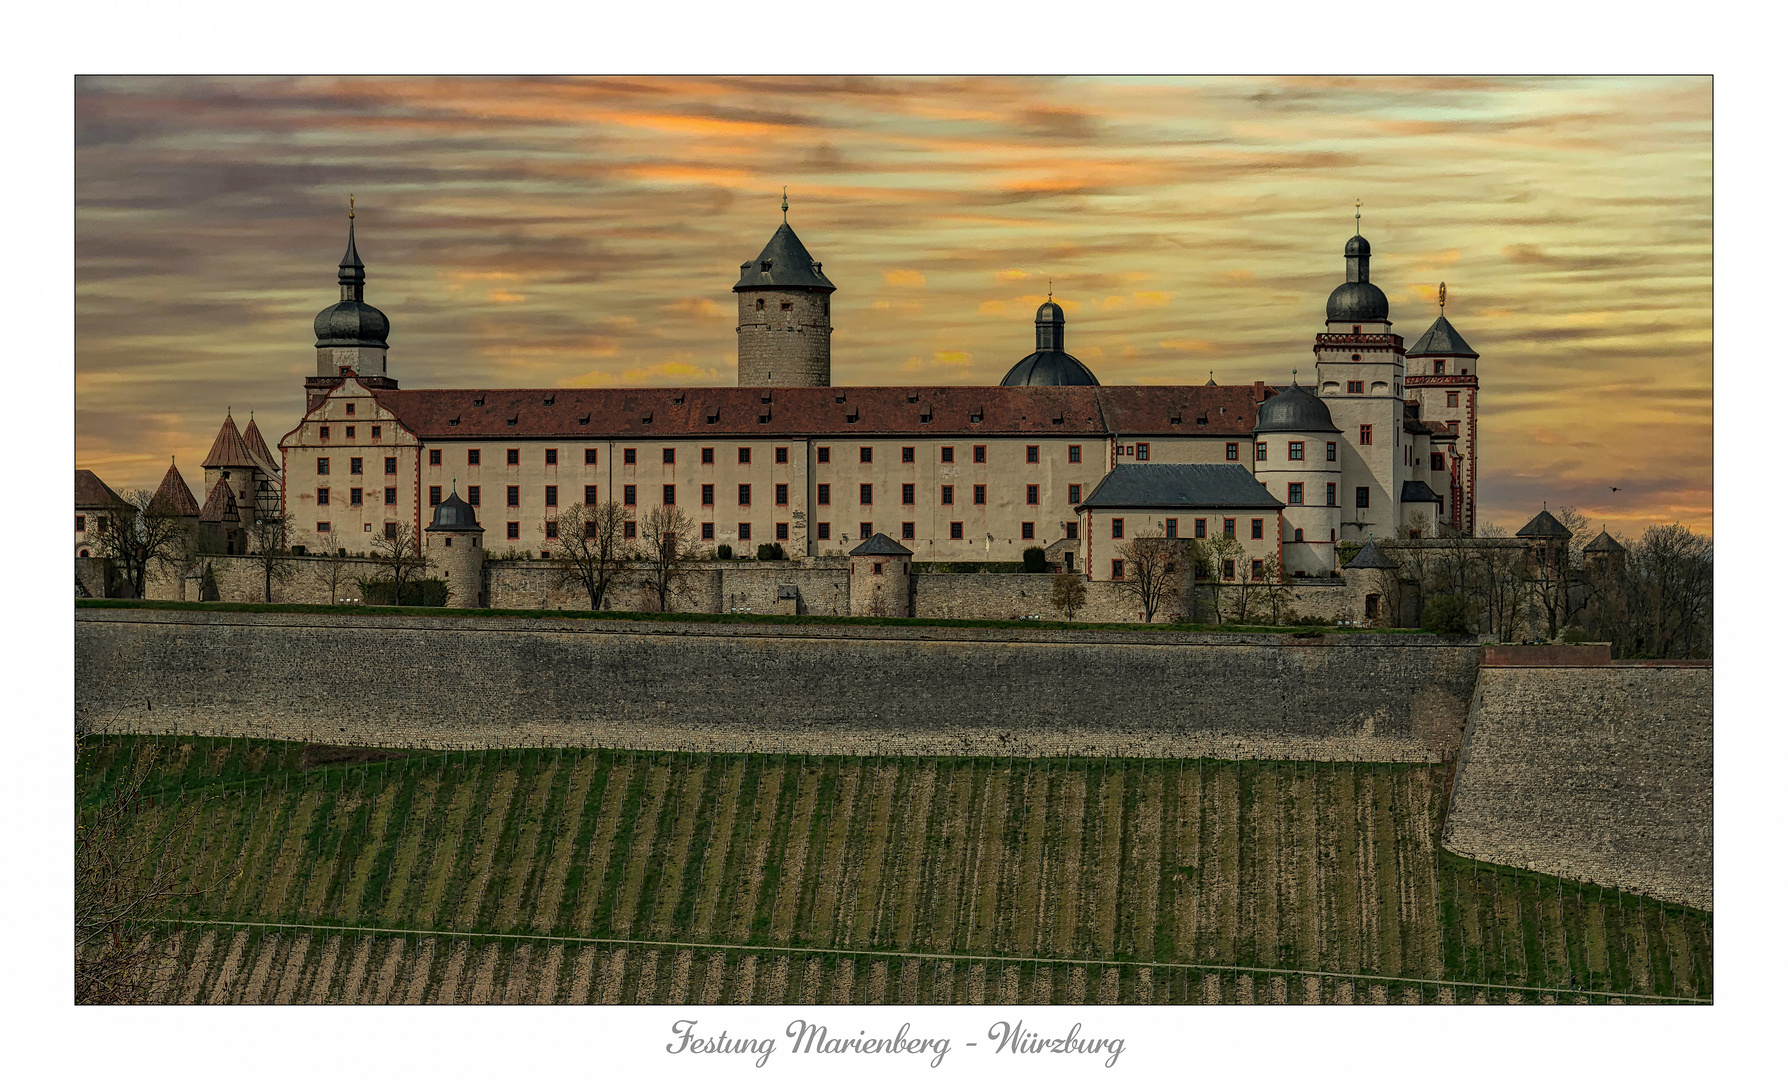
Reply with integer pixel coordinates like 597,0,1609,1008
756,299,765,311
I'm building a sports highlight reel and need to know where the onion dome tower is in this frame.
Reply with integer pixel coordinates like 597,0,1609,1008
734,192,836,387
425,484,485,608
999,299,1100,386
307,199,398,409
1325,234,1390,323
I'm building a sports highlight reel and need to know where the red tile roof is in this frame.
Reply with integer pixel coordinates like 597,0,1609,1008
148,462,201,517
241,416,280,473
75,469,123,508
199,478,240,524
202,413,260,469
367,384,1263,441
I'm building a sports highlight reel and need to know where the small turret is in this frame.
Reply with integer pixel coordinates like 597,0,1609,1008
425,484,485,608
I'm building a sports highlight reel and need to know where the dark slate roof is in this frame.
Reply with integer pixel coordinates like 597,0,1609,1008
75,469,122,508
1327,280,1388,321
734,223,835,292
1000,350,1100,387
338,218,365,279
1517,509,1573,539
149,462,202,517
203,414,261,470
1253,383,1340,434
1400,480,1443,504
426,490,483,532
1076,464,1283,511
199,479,240,524
315,298,390,348
1584,529,1626,553
1344,539,1399,570
849,532,911,556
1405,314,1479,358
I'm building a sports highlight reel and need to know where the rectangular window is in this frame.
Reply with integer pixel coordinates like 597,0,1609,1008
507,521,520,539
973,485,986,505
901,483,915,505
701,484,714,505
1347,380,1364,394
623,448,636,465
1289,441,1304,460
546,485,559,506
1447,391,1460,408
1327,441,1337,462
467,486,480,506
1225,442,1238,461
859,446,873,463
775,446,788,464
940,485,954,505
545,521,559,540
624,521,637,540
1026,484,1040,505
320,426,330,440
737,522,750,541
1255,442,1267,461
384,488,397,506
776,522,789,541
509,448,522,465
317,521,330,532
1194,518,1206,539
469,449,481,466
507,486,521,506
817,522,830,540
1022,522,1035,540
1252,559,1265,580
546,448,559,465
1432,453,1446,471
1359,425,1373,445
817,483,830,505
902,446,916,463
1223,518,1236,538
385,457,397,474
1356,486,1371,509
1068,483,1081,503
1288,482,1303,505
1326,482,1337,506
345,426,355,439
317,487,330,506
701,522,715,541
661,485,674,505
816,446,829,463
371,425,381,440
317,458,330,475
1111,559,1124,580
1112,518,1125,539
662,448,674,465
348,456,362,475
586,448,597,465
429,485,442,506
1068,444,1081,463
859,522,873,540
902,521,915,540
1447,421,1460,435
1026,445,1040,463
1165,518,1178,539
859,483,873,505
1136,442,1150,461
1222,559,1236,580
973,445,987,463
950,521,964,540
770,483,786,506
623,485,637,506
940,446,954,463
345,403,355,415
429,449,442,466
738,484,751,505
585,485,598,505
1065,522,1078,540
1434,359,1446,375
738,447,751,464
1251,518,1264,540
700,447,714,464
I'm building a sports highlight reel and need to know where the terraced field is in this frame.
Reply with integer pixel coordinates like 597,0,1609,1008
78,736,1712,1003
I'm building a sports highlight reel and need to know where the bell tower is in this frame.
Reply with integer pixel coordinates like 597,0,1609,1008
734,191,836,386
307,198,398,409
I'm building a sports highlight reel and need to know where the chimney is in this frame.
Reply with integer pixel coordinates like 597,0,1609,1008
1253,380,1267,402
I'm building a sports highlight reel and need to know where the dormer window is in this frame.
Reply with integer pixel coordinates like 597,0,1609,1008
473,396,485,407
544,394,556,405
760,259,772,271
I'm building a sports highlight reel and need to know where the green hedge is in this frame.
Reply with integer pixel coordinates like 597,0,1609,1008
354,577,450,606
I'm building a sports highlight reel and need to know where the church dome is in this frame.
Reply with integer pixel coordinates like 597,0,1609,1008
1326,280,1389,322
1254,382,1340,434
314,300,390,349
999,299,1098,386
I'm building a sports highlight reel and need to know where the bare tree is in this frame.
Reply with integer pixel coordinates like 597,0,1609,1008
369,521,428,605
1199,533,1254,624
1625,523,1713,658
1112,531,1184,623
88,490,191,599
312,551,355,605
1470,526,1528,642
636,505,697,612
1051,572,1088,622
1259,553,1296,625
546,501,631,610
246,510,299,603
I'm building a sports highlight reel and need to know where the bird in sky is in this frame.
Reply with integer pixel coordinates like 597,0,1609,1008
1611,486,1621,493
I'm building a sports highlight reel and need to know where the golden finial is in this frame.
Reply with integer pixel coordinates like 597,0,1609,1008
1048,279,1053,303
349,194,355,220
1438,281,1447,312
781,187,788,223
1354,199,1362,234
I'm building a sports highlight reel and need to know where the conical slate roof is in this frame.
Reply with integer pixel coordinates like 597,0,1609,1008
1584,529,1625,553
848,532,912,557
148,462,201,517
734,223,836,291
1406,314,1479,358
1344,539,1400,570
1517,509,1573,539
199,478,240,524
426,489,483,532
202,413,259,469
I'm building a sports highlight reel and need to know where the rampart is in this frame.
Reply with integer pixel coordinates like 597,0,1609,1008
74,608,1480,762
1442,659,1713,910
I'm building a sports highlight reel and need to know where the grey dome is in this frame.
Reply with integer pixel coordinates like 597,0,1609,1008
1254,383,1340,434
1326,280,1389,321
1344,234,1370,258
1035,300,1064,324
1000,297,1098,385
314,301,390,349
426,490,483,532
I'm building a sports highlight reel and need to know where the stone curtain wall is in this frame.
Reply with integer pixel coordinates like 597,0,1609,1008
142,554,385,605
1442,665,1714,909
76,609,1480,762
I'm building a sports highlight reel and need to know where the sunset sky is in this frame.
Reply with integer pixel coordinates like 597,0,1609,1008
73,75,1712,536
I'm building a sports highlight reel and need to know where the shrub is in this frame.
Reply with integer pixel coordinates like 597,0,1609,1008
756,542,787,561
356,577,450,606
1288,613,1330,626
1022,546,1049,573
716,543,733,561
1420,594,1476,635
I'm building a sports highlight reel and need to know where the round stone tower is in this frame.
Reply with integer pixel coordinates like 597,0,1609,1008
425,484,485,608
734,201,836,387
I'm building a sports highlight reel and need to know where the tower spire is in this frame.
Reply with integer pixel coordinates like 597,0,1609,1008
1354,199,1361,235
781,187,788,223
